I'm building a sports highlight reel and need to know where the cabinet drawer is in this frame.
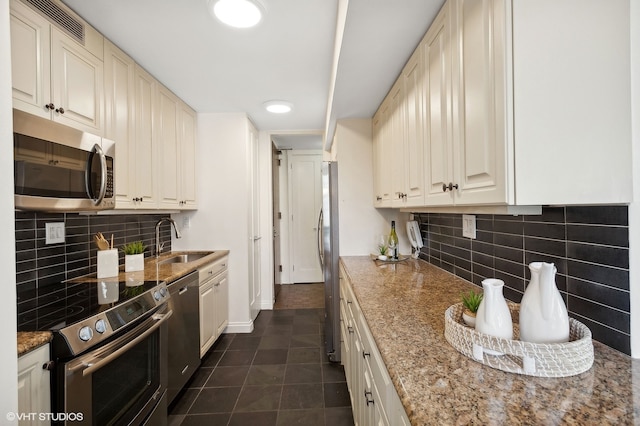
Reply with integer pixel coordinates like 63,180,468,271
199,256,228,282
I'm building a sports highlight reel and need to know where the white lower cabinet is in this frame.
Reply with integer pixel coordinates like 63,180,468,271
340,264,410,426
18,344,51,426
199,256,229,357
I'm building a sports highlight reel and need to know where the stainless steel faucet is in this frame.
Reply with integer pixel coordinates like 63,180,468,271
155,217,182,256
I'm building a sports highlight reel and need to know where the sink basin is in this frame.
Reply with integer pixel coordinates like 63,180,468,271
158,252,213,265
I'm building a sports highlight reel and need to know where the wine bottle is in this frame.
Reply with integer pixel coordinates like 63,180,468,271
388,221,399,260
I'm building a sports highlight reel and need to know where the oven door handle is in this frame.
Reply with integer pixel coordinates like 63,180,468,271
80,311,172,377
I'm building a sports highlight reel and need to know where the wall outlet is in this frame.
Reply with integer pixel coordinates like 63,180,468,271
182,215,190,229
462,215,476,239
45,222,65,244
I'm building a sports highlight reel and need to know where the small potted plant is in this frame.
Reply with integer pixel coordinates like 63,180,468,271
377,243,388,261
461,290,483,327
122,241,146,272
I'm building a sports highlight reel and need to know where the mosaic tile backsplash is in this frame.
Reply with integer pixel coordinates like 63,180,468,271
413,206,631,355
15,212,174,331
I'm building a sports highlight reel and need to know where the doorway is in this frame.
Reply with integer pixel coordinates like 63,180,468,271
270,134,324,295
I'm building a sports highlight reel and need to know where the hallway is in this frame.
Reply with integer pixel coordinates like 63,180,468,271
273,283,324,310
168,284,353,425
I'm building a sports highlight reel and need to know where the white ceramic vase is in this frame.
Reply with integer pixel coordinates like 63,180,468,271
475,279,513,355
519,262,570,343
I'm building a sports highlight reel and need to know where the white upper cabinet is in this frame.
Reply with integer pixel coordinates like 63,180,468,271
156,85,180,209
10,0,104,135
374,0,632,209
178,103,197,209
507,0,631,205
372,99,393,207
156,85,198,210
105,42,161,209
388,80,405,207
423,2,454,206
11,0,198,212
401,47,425,207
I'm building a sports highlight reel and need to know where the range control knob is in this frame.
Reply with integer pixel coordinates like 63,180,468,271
159,287,167,298
95,319,107,334
79,326,94,342
153,291,161,301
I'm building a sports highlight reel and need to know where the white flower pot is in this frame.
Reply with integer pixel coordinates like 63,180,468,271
125,253,144,272
462,310,476,327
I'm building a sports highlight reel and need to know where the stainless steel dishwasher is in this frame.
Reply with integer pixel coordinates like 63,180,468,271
166,271,200,405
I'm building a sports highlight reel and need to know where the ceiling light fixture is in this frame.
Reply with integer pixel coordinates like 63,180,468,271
264,100,293,114
208,0,264,28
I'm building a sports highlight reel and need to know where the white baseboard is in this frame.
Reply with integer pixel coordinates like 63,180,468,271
259,300,274,310
224,320,254,334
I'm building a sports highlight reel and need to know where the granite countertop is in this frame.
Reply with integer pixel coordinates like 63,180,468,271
340,256,640,425
139,249,229,283
66,250,230,285
17,250,229,357
17,331,53,356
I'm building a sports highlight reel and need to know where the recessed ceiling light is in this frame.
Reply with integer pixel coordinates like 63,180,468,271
264,101,293,114
208,0,264,29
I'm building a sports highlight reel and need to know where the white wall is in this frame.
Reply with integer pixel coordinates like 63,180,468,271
334,119,409,256
1,0,18,415
173,113,253,332
629,0,640,358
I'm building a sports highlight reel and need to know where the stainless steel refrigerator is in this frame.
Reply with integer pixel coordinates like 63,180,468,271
318,161,340,362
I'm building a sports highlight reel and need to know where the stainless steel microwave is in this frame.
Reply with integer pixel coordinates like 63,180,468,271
13,109,115,211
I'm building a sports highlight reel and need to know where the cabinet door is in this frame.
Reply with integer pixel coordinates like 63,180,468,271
423,3,454,205
156,84,180,209
214,272,229,338
50,27,103,135
199,280,215,357
375,100,393,207
18,345,51,425
133,65,158,208
179,103,198,209
454,0,507,205
372,112,384,206
105,40,137,209
401,48,425,207
10,0,51,119
388,80,405,207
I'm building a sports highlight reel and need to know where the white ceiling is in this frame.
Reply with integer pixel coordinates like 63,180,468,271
62,0,444,148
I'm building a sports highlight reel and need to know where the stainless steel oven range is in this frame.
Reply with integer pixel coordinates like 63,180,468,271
48,278,171,426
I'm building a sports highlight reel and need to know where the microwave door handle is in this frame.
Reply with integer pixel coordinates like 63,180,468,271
86,143,107,205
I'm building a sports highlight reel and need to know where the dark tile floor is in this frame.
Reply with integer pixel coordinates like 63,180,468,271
168,308,354,426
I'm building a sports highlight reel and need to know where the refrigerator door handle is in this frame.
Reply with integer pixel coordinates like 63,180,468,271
317,208,324,266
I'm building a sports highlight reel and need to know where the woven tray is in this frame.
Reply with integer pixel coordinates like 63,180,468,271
444,302,594,377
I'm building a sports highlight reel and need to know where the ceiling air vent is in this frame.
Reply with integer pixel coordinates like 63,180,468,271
22,0,85,45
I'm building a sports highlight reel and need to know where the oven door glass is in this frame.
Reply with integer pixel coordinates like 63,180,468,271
64,310,169,425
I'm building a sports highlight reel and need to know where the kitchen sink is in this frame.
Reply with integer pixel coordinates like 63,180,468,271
158,252,213,265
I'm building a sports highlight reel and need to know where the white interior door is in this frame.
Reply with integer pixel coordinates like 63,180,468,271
290,152,323,283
